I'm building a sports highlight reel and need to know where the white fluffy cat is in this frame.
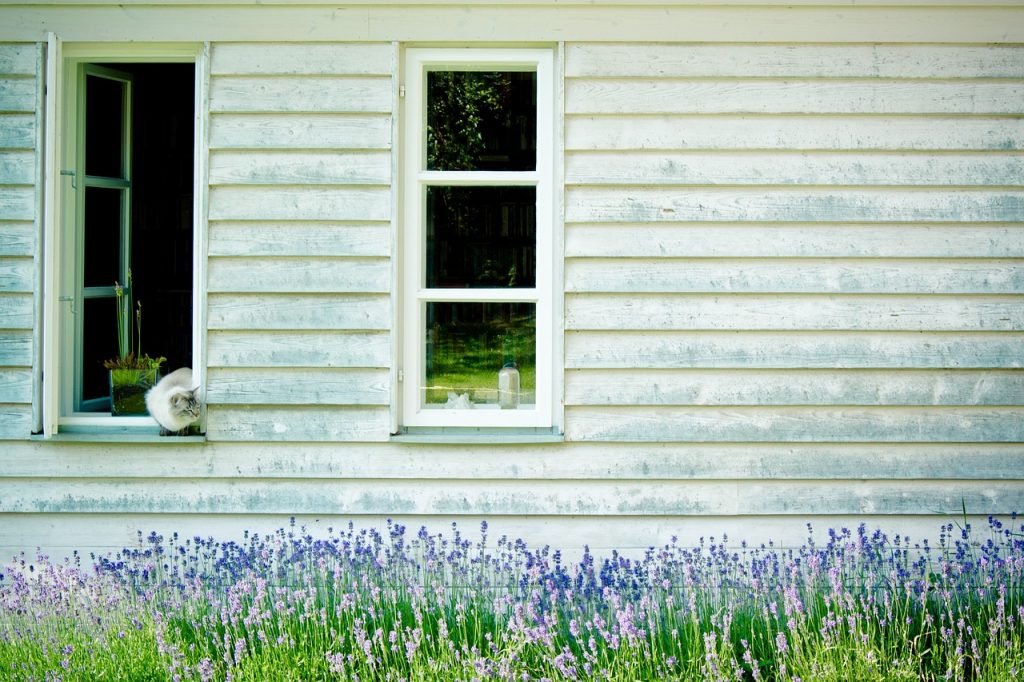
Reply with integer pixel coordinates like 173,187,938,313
145,367,201,436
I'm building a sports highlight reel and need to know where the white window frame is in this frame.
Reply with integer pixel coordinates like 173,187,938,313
401,47,555,429
41,41,208,436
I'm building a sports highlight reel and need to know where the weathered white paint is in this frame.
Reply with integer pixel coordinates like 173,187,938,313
207,256,390,293
566,152,1024,187
208,223,390,258
207,293,391,330
565,188,1024,223
567,79,1024,115
207,330,390,368
206,368,390,405
566,44,1024,79
565,406,1024,442
209,76,393,113
565,331,1024,369
0,18,1022,560
566,295,1024,331
206,405,391,441
209,150,390,185
565,259,1024,294
5,441,1023,481
566,116,1024,151
3,5,1023,43
565,224,1024,258
565,369,1024,406
210,42,394,76
209,114,392,149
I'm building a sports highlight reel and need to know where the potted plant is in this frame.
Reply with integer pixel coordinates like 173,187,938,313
103,270,165,415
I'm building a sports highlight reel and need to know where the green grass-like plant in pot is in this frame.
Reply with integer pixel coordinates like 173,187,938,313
103,270,165,415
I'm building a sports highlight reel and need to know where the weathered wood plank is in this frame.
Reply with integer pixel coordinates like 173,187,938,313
565,259,1024,294
208,330,390,368
0,150,34,183
0,331,31,365
209,150,390,185
565,369,1024,406
3,6,1023,44
0,368,31,403
0,257,32,292
565,406,1024,443
209,186,390,221
567,79,1024,115
0,113,34,149
0,478,1016,517
5,441,1023,481
0,186,35,221
565,331,1024,370
0,44,37,76
565,224,1024,258
211,42,393,76
566,294,1024,332
0,404,31,439
209,222,390,258
565,151,1024,187
207,256,390,293
210,76,392,113
206,368,389,405
566,44,1024,79
565,187,1024,223
206,405,390,441
0,293,32,329
565,116,1024,152
0,77,35,113
207,293,390,330
209,113,391,150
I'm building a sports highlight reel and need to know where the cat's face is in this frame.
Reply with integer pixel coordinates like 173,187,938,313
170,390,201,422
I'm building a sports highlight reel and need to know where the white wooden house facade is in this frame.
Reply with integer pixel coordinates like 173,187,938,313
0,0,1022,560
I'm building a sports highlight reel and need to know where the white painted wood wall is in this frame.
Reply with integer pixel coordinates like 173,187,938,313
0,2,1022,560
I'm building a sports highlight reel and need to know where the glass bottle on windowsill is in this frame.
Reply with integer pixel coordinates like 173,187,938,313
498,359,520,410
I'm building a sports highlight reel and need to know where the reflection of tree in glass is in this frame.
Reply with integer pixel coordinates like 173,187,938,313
427,71,513,170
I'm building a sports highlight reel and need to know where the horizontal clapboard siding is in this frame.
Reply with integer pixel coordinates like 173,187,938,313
565,42,1024,446
206,42,393,441
0,43,37,440
1,478,1015,516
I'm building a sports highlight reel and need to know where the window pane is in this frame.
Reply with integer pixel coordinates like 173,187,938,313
426,186,535,288
427,71,536,171
83,186,123,288
82,296,118,409
424,302,535,408
85,74,125,179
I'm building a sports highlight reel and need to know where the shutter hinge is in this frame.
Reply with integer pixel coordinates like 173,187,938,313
399,85,406,98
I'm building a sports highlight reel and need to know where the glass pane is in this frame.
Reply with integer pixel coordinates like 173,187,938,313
424,302,535,408
427,70,536,171
85,74,126,179
83,186,123,288
426,187,535,288
82,296,119,409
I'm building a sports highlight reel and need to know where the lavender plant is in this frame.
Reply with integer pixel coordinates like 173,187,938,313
2,515,1023,681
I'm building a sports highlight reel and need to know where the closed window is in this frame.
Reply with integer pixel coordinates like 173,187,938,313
401,48,555,428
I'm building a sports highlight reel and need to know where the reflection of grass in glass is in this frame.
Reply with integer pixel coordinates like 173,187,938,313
425,307,535,405
425,365,536,405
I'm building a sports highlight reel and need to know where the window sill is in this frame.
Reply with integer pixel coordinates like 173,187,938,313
391,427,563,445
33,421,205,444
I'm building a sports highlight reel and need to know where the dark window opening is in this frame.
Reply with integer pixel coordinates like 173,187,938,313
82,63,195,408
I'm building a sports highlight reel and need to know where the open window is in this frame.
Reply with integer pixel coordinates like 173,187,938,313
401,48,555,429
42,44,204,435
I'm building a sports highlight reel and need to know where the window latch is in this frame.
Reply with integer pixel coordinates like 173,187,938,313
60,169,76,189
59,295,76,314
